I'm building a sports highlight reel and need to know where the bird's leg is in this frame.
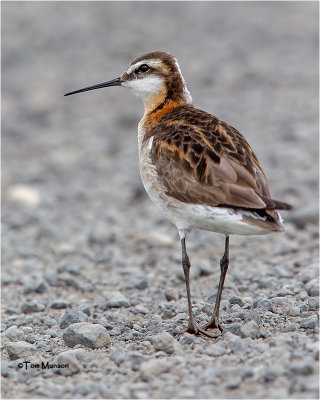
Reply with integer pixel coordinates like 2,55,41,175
204,235,229,332
181,237,198,334
180,237,220,338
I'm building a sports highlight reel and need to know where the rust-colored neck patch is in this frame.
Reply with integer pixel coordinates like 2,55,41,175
143,99,187,129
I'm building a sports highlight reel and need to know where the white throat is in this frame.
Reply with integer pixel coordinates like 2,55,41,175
122,75,164,100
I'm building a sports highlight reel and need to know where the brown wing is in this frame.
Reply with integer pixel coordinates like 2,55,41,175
147,105,291,211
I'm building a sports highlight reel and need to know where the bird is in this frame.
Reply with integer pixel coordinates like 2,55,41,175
65,51,292,338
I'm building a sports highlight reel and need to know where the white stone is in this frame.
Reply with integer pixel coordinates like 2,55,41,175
8,185,41,206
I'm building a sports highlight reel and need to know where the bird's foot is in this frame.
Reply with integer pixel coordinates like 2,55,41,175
203,314,223,333
186,320,221,339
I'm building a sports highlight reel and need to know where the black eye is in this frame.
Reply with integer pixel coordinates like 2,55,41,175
137,64,150,73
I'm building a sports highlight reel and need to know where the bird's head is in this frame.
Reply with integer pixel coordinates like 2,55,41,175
65,51,192,113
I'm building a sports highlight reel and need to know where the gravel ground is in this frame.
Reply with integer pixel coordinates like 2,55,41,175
2,2,319,399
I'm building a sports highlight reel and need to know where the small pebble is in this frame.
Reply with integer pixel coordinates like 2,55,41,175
21,300,45,314
179,333,197,345
104,292,130,308
151,332,175,354
287,306,300,317
255,299,274,312
205,344,227,357
133,305,149,314
298,290,309,301
54,350,81,376
201,367,220,384
140,358,171,382
240,320,260,339
296,264,318,284
2,325,25,342
23,278,47,294
6,341,36,360
290,362,314,376
60,309,88,329
305,278,319,297
261,368,277,382
51,299,71,309
110,349,128,366
21,327,33,335
300,316,318,329
226,377,241,389
164,288,179,301
270,287,295,297
308,298,319,311
8,185,41,206
229,296,244,307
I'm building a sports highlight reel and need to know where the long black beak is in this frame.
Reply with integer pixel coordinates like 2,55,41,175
64,77,122,96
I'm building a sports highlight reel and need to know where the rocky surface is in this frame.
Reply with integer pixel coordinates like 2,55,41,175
2,2,318,399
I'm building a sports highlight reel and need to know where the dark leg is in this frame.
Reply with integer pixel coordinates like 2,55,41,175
204,235,229,332
180,237,220,338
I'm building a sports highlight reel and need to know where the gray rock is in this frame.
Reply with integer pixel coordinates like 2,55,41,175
70,380,108,398
23,278,47,294
151,332,175,354
300,315,318,329
5,308,20,315
260,368,277,382
240,320,260,339
229,296,244,307
205,344,227,357
305,278,319,297
128,352,148,372
140,358,171,382
244,309,261,325
179,332,198,345
21,299,45,314
104,292,130,308
24,335,37,344
110,349,128,366
308,297,319,311
287,306,300,317
54,350,81,376
2,325,25,342
164,288,179,301
254,299,274,312
77,304,91,316
133,305,149,315
6,341,36,360
296,264,318,284
125,276,148,290
51,299,71,309
270,287,295,297
201,367,220,384
226,377,241,389
241,367,255,378
63,323,111,349
290,362,314,376
21,327,33,335
275,265,293,278
60,309,88,329
41,316,56,328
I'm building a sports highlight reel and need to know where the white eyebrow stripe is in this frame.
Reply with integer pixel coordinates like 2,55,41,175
126,59,162,75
